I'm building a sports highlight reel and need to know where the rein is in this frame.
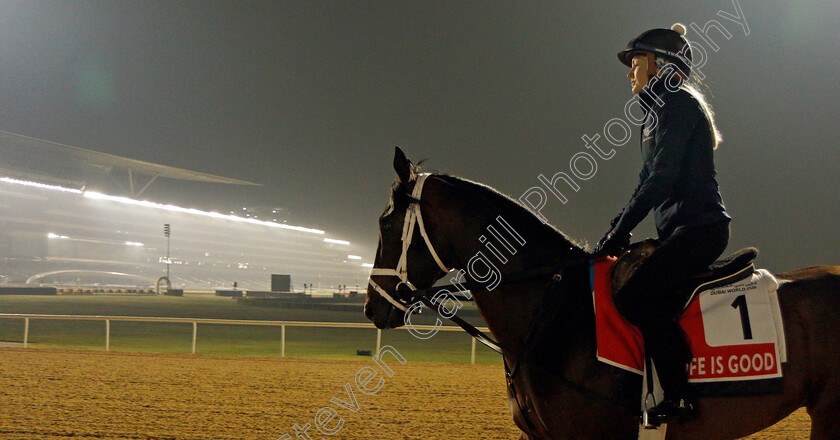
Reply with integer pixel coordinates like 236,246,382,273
417,264,566,355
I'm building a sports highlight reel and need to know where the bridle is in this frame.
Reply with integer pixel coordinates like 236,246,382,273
367,173,450,313
366,172,505,355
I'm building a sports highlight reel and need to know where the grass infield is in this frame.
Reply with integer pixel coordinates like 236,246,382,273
0,294,501,364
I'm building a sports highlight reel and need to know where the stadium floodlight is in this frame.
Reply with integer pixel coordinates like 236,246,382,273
347,255,362,260
4,175,330,235
82,191,325,235
47,232,69,239
124,241,144,247
324,238,350,245
1,177,83,194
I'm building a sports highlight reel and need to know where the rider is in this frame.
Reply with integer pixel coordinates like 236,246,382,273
595,23,731,425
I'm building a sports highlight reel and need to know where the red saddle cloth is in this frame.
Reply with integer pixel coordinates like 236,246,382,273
591,256,645,374
591,256,784,385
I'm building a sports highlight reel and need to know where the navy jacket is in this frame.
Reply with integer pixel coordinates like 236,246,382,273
611,78,730,241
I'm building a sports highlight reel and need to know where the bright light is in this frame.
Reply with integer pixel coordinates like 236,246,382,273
361,263,374,268
1,177,82,194
4,176,331,236
47,232,69,239
324,238,350,245
124,241,144,247
82,191,325,235
347,255,362,260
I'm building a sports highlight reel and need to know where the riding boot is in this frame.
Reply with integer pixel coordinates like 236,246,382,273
641,319,696,425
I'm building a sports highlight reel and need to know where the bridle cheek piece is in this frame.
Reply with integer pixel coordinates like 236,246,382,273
368,173,450,312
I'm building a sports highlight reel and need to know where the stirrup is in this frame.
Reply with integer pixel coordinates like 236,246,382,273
641,392,659,430
641,410,657,430
642,397,696,429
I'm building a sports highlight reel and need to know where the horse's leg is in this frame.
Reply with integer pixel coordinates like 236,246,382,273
808,385,840,439
809,400,840,439
798,269,840,439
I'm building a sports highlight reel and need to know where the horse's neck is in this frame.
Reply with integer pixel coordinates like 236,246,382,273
432,178,580,271
470,261,595,358
428,175,594,353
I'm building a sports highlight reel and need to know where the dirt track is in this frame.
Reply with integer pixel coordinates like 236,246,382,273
0,348,809,439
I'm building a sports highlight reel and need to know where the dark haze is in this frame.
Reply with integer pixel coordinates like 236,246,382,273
0,0,837,271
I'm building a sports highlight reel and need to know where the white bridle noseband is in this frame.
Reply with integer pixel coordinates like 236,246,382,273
368,173,450,312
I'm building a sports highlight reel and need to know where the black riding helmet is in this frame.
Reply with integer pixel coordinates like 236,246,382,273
618,23,692,76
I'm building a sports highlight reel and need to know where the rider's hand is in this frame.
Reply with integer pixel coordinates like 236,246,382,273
595,231,631,257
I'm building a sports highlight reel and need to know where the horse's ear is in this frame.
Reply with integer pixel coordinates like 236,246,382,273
393,146,413,183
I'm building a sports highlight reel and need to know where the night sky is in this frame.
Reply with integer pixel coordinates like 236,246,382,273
1,0,837,271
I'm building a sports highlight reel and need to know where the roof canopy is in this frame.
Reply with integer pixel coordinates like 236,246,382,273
0,130,260,196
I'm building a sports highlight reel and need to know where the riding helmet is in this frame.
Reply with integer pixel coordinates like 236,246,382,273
618,23,692,75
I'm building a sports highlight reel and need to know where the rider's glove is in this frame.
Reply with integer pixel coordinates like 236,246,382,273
595,230,631,257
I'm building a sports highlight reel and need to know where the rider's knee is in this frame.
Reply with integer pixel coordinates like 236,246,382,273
613,288,641,325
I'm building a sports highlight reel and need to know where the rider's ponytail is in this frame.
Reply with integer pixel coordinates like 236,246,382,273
682,79,723,150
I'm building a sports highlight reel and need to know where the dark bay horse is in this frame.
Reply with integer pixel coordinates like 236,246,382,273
365,148,840,440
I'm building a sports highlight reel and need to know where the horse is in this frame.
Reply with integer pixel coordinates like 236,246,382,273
364,147,840,440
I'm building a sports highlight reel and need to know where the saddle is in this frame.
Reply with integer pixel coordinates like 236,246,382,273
593,240,785,405
611,238,759,306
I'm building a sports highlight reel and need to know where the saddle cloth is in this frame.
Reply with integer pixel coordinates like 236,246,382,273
591,256,787,392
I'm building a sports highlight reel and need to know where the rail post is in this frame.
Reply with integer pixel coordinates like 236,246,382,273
191,321,197,354
470,338,476,365
106,319,110,351
376,328,381,354
23,317,29,348
281,324,285,358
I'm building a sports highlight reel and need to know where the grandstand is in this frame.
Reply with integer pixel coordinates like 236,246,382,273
0,131,373,291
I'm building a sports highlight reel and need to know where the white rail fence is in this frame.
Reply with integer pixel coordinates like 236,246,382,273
0,314,491,364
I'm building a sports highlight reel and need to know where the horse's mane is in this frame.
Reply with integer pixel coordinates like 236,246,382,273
438,174,588,252
393,163,590,257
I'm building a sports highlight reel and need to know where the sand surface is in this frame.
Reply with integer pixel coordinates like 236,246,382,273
0,348,809,439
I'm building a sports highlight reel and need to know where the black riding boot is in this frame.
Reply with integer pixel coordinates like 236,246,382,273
641,319,696,425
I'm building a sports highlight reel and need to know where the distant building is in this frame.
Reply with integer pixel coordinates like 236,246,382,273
0,131,372,290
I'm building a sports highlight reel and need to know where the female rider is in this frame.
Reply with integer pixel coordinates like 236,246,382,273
595,23,731,426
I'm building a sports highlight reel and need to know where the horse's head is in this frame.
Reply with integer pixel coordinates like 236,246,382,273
364,147,451,329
